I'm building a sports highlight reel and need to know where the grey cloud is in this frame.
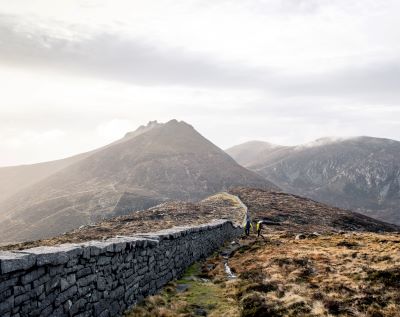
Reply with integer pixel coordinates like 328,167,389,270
0,14,273,88
197,0,322,15
1,13,400,103
277,62,400,102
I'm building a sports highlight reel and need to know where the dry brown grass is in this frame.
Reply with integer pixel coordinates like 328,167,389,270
229,232,400,317
127,231,400,317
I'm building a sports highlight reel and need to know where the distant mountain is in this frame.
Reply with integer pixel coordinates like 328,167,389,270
225,141,285,167
0,120,276,243
227,137,400,225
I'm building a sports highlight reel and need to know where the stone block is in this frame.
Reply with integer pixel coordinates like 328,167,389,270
39,304,53,317
84,241,110,256
0,277,18,293
97,277,107,291
55,285,77,306
14,292,30,306
69,298,87,315
0,295,14,315
104,238,129,253
49,265,64,276
44,276,60,293
22,246,71,266
77,274,96,287
60,274,76,292
0,288,12,301
97,255,111,266
21,267,45,285
32,273,51,288
31,284,45,297
76,267,92,278
0,251,36,274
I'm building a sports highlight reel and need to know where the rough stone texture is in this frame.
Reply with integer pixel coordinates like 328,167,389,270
0,220,241,317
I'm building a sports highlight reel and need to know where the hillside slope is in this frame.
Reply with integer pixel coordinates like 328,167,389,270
227,137,400,225
0,120,162,203
0,120,275,243
0,152,89,203
2,187,397,251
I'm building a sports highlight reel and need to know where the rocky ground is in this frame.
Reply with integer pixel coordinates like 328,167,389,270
128,231,400,317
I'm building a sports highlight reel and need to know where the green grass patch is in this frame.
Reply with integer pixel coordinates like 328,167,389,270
182,262,202,278
174,262,238,315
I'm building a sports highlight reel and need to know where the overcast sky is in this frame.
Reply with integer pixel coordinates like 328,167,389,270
1,0,400,166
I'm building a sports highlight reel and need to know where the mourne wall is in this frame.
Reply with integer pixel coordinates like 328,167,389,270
0,220,241,317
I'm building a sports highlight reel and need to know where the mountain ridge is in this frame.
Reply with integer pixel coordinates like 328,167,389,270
227,136,400,225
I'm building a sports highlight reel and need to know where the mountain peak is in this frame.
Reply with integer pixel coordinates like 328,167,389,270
0,120,276,243
123,119,193,139
163,119,194,130
124,120,162,139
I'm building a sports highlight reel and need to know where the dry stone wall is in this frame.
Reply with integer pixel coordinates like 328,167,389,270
0,220,241,317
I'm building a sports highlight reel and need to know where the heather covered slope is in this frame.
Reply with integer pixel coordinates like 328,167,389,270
0,120,274,243
227,137,400,225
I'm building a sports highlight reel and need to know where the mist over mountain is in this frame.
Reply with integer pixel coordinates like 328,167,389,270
224,141,285,167
0,120,276,243
227,136,400,225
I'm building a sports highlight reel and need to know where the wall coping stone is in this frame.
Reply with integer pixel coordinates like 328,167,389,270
0,251,36,274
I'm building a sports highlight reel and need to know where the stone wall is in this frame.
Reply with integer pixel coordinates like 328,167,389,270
0,220,241,317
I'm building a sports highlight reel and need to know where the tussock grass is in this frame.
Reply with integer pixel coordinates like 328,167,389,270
229,232,400,317
127,232,400,317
